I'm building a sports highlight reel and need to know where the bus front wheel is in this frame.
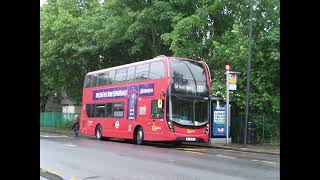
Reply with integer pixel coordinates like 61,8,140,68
135,127,144,145
96,125,102,140
171,141,182,146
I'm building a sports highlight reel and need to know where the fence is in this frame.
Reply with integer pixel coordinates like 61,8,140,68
40,112,80,129
230,112,280,146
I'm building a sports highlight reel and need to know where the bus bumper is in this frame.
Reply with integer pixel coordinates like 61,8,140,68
175,137,206,143
166,133,209,143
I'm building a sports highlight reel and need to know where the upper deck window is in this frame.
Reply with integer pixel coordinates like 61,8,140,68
84,60,165,88
98,72,109,87
108,70,116,85
115,68,127,83
150,61,165,79
127,66,136,81
135,63,150,80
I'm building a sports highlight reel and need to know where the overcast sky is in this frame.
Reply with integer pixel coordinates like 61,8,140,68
40,0,46,6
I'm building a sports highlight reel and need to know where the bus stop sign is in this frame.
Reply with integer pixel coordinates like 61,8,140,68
229,73,237,91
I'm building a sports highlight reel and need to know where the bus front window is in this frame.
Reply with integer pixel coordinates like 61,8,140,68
169,95,208,126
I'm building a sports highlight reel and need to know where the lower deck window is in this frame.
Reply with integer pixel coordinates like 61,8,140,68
86,102,124,118
113,102,124,118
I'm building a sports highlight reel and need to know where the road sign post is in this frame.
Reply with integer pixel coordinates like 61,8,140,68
225,65,240,144
226,70,230,144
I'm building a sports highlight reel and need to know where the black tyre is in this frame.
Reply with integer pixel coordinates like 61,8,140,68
171,141,182,146
96,125,102,140
135,127,144,145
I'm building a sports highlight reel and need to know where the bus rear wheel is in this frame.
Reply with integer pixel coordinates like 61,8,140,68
171,141,182,146
135,127,144,145
96,125,102,140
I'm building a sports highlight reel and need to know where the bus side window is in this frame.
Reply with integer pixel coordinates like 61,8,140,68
84,75,92,88
151,99,164,119
150,61,165,79
98,72,108,87
108,70,116,85
106,103,112,118
91,74,98,88
115,68,128,84
135,63,150,80
112,102,124,118
91,104,97,117
96,104,106,118
127,66,136,82
86,104,92,117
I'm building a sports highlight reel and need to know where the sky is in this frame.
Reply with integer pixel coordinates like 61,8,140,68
40,0,46,6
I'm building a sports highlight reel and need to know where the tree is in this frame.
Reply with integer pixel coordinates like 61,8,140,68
41,0,280,115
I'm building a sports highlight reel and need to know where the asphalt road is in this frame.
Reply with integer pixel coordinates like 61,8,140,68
40,132,279,180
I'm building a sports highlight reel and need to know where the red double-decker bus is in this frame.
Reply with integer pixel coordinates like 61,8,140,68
80,55,211,144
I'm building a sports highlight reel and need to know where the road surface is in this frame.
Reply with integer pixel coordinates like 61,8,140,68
40,131,279,180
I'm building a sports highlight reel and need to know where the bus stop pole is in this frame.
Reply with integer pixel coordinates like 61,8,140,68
226,71,229,144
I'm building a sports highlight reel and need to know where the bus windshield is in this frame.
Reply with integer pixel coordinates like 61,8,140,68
170,59,208,96
168,95,209,126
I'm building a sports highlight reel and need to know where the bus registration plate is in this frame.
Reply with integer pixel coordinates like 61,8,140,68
186,137,196,141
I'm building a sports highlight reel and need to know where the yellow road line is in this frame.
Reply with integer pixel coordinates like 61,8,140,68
47,168,62,176
183,150,205,154
251,159,274,164
222,149,237,152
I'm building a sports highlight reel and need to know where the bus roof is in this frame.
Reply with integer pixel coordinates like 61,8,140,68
86,55,204,76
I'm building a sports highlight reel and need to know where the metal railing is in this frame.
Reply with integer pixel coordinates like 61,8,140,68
230,112,280,146
40,112,80,129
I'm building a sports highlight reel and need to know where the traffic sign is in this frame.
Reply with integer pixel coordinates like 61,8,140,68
225,64,230,71
229,73,237,90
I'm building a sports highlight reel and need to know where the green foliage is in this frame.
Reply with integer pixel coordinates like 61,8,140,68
251,113,280,146
41,0,279,143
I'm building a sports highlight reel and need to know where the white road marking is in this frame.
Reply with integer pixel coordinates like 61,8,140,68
216,154,237,159
64,144,78,147
41,135,69,138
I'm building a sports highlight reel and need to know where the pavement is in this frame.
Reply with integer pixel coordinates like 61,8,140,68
40,127,279,155
185,142,280,155
40,130,279,180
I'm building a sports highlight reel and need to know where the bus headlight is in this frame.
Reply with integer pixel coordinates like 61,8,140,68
168,121,175,132
204,123,209,134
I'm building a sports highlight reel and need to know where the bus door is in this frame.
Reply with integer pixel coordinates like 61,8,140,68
117,102,130,138
136,99,149,133
149,99,165,137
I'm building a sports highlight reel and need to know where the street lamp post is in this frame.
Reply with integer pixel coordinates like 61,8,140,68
244,0,253,148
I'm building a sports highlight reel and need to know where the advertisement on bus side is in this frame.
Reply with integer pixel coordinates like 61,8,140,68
127,85,138,120
92,83,154,120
